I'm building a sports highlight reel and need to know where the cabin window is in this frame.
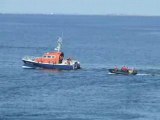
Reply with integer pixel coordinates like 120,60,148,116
46,56,55,58
43,55,55,58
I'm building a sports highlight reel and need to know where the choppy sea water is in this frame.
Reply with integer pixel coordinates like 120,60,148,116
0,14,160,120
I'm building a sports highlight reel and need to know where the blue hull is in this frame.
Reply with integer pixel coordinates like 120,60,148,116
22,60,80,70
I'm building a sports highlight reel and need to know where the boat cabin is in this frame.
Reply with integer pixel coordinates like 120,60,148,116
35,52,64,64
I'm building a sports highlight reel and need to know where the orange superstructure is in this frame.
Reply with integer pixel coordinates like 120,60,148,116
35,52,64,64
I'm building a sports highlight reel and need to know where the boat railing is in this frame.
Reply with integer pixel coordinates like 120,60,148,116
22,56,38,61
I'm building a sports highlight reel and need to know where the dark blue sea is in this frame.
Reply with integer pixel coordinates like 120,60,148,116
0,14,160,120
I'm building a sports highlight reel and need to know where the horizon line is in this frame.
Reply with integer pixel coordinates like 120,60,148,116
0,12,160,17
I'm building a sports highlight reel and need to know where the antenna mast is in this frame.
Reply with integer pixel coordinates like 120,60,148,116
54,37,63,52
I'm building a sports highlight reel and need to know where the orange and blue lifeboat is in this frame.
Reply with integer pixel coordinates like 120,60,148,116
22,37,80,70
